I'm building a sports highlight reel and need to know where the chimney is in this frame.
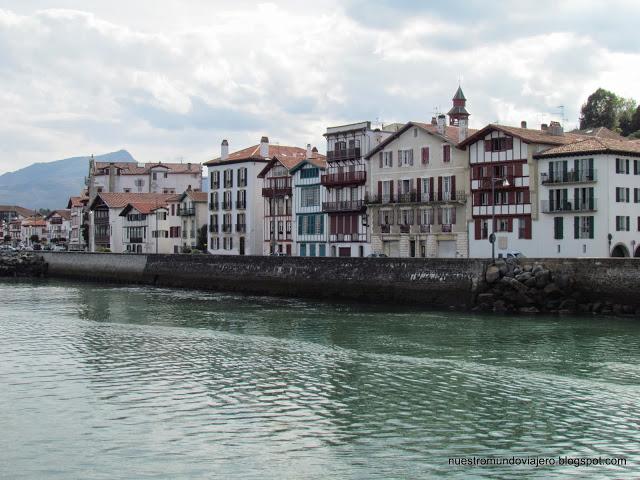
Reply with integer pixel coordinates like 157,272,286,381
187,162,192,170
549,121,564,136
521,121,527,129
431,116,437,125
260,136,269,158
108,162,116,192
221,139,229,161
541,123,548,131
306,143,312,159
437,114,446,135
458,118,468,143
312,147,318,153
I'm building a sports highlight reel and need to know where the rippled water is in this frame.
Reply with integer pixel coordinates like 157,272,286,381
1,279,639,479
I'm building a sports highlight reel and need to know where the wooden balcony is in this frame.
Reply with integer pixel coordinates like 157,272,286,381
321,171,366,187
262,179,292,198
179,207,195,216
329,233,367,242
326,147,361,162
366,190,466,205
322,200,365,212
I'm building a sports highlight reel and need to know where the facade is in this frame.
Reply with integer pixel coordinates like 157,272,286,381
119,202,172,253
20,216,47,245
176,189,208,252
67,196,88,251
533,137,640,257
204,137,310,256
289,148,328,257
88,193,175,252
460,121,586,258
365,118,473,258
0,205,35,224
323,121,393,257
44,210,72,244
87,158,202,200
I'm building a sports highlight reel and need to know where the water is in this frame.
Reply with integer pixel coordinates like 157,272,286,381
1,279,639,479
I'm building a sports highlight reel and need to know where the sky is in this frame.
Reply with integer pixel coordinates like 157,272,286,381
1,0,639,174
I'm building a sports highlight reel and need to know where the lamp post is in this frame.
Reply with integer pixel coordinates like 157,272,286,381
490,176,510,263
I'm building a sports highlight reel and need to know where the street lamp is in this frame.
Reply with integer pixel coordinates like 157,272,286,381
490,175,510,263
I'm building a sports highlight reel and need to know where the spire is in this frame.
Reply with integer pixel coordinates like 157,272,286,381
448,84,470,126
453,86,466,101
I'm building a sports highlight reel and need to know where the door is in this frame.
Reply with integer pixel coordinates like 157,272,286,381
339,247,351,257
286,244,292,256
239,237,245,255
437,240,456,258
410,240,416,258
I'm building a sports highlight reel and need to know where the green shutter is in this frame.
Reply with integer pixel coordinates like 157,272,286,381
589,217,594,239
574,216,579,239
298,216,303,235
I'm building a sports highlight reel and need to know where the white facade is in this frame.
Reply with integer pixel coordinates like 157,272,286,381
120,206,173,254
45,211,71,244
366,122,470,258
536,154,640,257
207,161,265,256
291,160,328,257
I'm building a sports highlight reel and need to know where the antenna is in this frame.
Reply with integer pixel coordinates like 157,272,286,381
556,105,568,127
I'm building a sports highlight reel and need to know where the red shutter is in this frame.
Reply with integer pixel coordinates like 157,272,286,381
390,180,394,202
485,139,492,152
416,178,422,202
451,176,456,200
524,216,532,239
422,147,430,165
452,207,457,224
507,218,513,232
379,152,383,168
523,190,530,204
475,219,481,240
509,191,516,204
514,163,523,177
330,215,337,234
351,214,358,234
377,181,382,200
506,137,513,149
437,176,443,201
473,192,480,205
437,208,442,224
429,178,434,201
444,145,451,163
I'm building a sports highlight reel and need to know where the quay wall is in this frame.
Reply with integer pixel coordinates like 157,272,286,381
38,252,640,311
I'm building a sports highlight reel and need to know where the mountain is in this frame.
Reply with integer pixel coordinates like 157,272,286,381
0,150,135,209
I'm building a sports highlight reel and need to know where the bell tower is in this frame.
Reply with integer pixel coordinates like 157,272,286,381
447,86,470,126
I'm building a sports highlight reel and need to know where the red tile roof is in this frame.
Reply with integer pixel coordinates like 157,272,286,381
204,144,324,166
459,123,586,148
184,190,208,202
95,162,201,175
46,209,71,221
533,136,640,158
569,126,624,140
90,193,176,210
120,202,168,215
0,205,36,217
67,196,88,208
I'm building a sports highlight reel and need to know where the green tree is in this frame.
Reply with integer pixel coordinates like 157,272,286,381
3,235,11,242
619,98,637,136
196,224,207,251
628,105,640,137
579,88,621,130
30,234,40,244
81,224,89,245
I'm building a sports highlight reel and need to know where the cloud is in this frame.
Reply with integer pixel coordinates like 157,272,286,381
0,1,639,176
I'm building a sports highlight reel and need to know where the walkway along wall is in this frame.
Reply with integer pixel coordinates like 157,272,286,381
38,252,640,313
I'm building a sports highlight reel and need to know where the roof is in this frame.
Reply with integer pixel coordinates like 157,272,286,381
533,137,640,159
0,205,36,217
453,86,466,101
458,123,586,148
204,144,318,166
94,161,201,175
257,150,326,178
89,192,176,210
365,121,478,159
45,210,71,221
288,156,328,174
67,196,88,208
569,126,623,140
447,105,470,116
119,202,169,216
180,190,208,203
22,216,46,227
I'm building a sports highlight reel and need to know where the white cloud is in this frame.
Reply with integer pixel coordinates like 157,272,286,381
0,1,638,175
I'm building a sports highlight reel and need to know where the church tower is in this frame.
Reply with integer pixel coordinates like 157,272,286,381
447,86,470,126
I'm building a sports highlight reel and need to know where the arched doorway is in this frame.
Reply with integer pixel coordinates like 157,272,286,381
634,245,640,258
611,244,630,257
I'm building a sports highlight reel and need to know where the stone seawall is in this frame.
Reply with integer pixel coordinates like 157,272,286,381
38,252,640,313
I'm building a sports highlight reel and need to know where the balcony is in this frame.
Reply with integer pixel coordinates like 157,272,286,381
381,224,391,234
222,201,233,210
262,178,292,197
321,171,366,187
420,224,431,233
236,223,246,233
541,199,598,213
210,202,219,211
322,200,365,212
326,148,361,162
541,169,597,185
477,176,516,190
329,233,367,242
236,200,246,210
179,207,195,216
441,224,452,233
50,218,63,225
224,181,233,188
210,224,219,233
211,181,220,189
366,190,466,205
95,235,110,244
399,224,410,234
222,224,232,233
127,237,144,243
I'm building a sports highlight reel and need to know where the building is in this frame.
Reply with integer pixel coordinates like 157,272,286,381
21,216,47,246
8,219,22,245
0,205,35,224
533,136,640,257
67,196,88,251
119,201,172,253
175,189,209,252
86,158,202,200
258,144,325,255
44,210,72,245
459,121,586,258
88,193,176,252
365,115,474,258
204,136,310,256
323,121,393,257
289,146,328,256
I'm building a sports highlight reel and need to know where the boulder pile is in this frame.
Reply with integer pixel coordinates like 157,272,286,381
0,252,47,277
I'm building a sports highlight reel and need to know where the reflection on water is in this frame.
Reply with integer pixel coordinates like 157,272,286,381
1,279,639,479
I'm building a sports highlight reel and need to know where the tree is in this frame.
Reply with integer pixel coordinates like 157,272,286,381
619,98,637,136
629,105,640,137
196,224,207,251
3,235,11,242
81,224,89,246
579,88,621,130
30,234,40,244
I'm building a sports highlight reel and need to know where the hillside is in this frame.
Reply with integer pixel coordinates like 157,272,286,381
0,150,134,209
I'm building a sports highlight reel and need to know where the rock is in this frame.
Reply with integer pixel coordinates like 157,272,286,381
523,264,533,272
535,270,551,288
559,299,577,311
515,272,533,283
515,292,535,307
543,283,560,295
623,305,634,314
493,300,508,313
592,302,603,313
524,277,537,288
486,265,501,284
532,264,543,274
555,273,571,289
477,293,496,303
519,306,539,314
513,267,522,275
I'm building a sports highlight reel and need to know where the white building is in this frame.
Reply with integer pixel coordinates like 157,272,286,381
119,202,172,254
323,122,394,257
67,196,88,251
44,210,72,245
175,189,209,252
20,216,47,246
290,147,328,257
363,88,475,258
533,136,640,257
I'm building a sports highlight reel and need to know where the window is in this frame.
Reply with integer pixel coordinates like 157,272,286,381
379,209,394,225
421,147,430,165
400,209,414,225
237,168,247,187
553,217,563,239
152,230,168,238
518,218,526,239
420,208,433,225
485,136,514,152
441,207,454,225
382,151,393,168
301,186,320,207
398,149,413,166
480,192,489,206
123,188,131,193
224,169,233,188
301,167,319,179
153,172,157,180
616,216,630,232
635,160,640,175
635,188,640,203
443,145,451,163
616,187,630,202
516,191,524,204
413,128,418,137
298,214,323,235
616,158,630,174
574,216,594,239
210,237,219,250
157,212,167,221
496,218,509,232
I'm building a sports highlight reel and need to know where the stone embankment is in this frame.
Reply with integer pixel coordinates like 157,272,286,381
0,252,48,277
474,259,639,316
